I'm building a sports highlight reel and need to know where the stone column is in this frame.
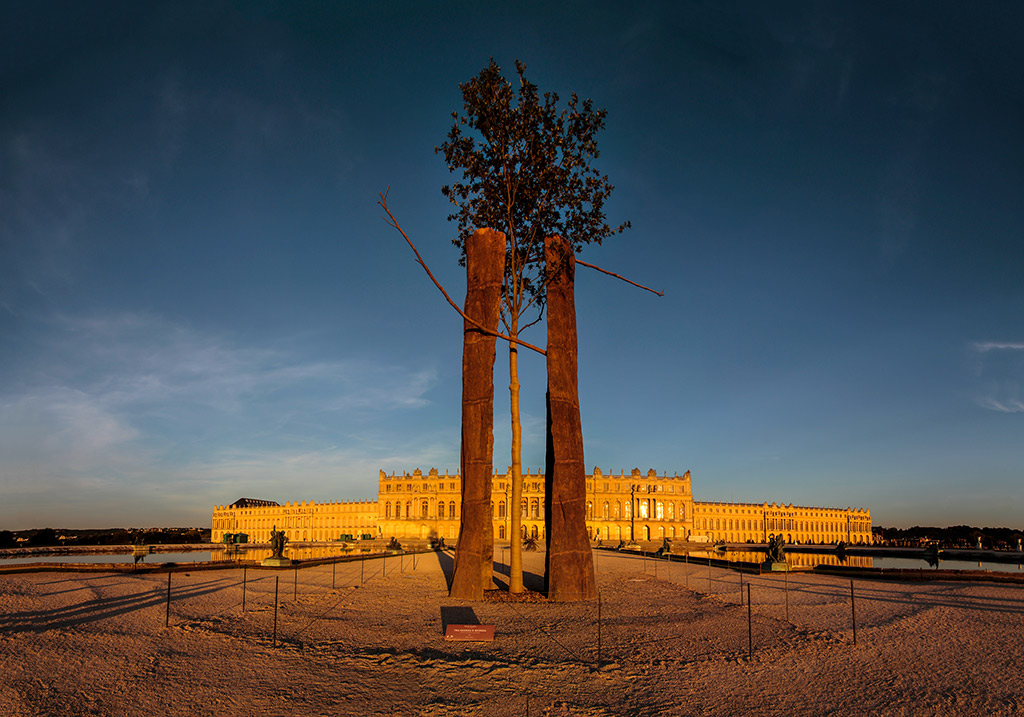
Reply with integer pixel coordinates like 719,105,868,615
450,228,504,599
543,235,597,601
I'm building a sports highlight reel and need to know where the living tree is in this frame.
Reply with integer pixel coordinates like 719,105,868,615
435,60,629,592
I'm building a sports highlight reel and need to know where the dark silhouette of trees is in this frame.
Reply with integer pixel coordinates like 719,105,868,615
873,525,1024,549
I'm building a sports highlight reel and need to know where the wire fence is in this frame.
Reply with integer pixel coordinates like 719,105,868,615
4,546,1023,671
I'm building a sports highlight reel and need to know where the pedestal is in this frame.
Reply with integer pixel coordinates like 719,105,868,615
262,556,292,567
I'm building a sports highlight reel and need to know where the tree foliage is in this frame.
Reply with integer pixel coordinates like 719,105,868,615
437,59,629,324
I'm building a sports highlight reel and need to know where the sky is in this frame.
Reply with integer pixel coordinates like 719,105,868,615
2,1,1022,531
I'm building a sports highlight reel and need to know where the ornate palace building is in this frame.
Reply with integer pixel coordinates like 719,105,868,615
212,468,872,546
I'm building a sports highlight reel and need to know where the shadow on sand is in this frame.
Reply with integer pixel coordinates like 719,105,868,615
432,549,546,594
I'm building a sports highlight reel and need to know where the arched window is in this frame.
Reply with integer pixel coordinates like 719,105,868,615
385,502,392,518
449,501,457,517
624,501,632,519
655,501,664,520
421,500,428,518
521,500,528,518
499,524,506,539
498,500,506,518
394,502,401,518
667,502,675,520
530,499,540,518
602,502,610,519
586,501,593,519
438,502,445,518
614,501,621,519
406,501,412,518
639,500,649,519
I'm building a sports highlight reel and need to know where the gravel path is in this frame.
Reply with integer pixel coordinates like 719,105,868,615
1,549,1022,716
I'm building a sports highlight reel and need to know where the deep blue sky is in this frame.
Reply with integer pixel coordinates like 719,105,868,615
2,2,1022,530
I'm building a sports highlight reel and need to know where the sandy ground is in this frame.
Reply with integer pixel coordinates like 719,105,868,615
1,548,1022,716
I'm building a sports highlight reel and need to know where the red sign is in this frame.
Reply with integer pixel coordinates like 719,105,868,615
444,624,495,641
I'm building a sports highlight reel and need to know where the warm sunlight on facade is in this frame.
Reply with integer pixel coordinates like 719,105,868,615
212,468,871,545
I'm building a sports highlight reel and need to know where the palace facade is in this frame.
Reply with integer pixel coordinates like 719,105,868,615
212,468,872,546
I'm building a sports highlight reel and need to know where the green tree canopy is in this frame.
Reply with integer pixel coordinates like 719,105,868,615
437,58,629,323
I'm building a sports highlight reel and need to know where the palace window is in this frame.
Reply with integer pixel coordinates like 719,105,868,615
498,500,506,518
624,501,632,519
586,501,593,519
439,502,445,518
385,502,392,518
639,500,649,519
667,502,675,520
602,502,610,519
449,501,457,517
656,501,664,520
394,503,401,518
614,501,621,519
405,501,412,518
421,500,429,518
530,499,540,518
521,500,528,518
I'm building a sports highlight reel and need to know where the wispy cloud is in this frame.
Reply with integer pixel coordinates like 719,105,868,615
0,312,449,526
972,342,1024,353
970,341,1024,413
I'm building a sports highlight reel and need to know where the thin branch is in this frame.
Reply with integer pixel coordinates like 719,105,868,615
519,313,543,333
575,258,664,297
378,189,547,356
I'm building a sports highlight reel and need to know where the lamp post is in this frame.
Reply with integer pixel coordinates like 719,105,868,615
630,484,638,543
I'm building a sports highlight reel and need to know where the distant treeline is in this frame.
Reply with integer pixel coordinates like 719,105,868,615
0,527,211,549
873,525,1024,550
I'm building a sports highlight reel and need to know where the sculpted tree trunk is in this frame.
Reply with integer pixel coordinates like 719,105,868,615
543,235,597,602
450,228,504,599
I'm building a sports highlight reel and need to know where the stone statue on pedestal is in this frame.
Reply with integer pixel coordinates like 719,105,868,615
262,525,291,567
764,533,787,570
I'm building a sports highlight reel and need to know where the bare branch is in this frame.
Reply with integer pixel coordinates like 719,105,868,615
519,314,543,333
575,258,664,297
378,190,547,356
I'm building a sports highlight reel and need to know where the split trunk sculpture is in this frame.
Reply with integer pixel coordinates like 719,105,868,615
450,228,504,599
543,235,598,601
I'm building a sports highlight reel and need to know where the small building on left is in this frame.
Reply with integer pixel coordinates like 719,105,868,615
211,496,379,544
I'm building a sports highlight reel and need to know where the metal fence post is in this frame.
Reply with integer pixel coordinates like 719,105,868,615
273,576,279,647
785,570,790,622
747,584,753,658
850,579,857,646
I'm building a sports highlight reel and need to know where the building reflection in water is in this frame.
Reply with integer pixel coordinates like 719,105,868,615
690,550,874,569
